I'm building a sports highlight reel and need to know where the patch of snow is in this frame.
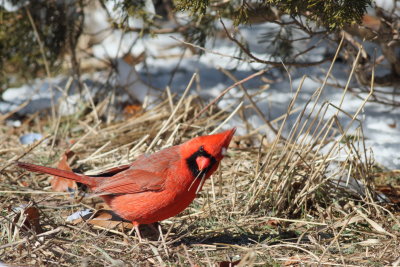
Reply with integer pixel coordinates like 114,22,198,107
2,6,400,172
66,209,93,222
5,120,21,127
58,94,82,116
0,0,28,11
115,59,157,103
19,133,43,145
92,30,139,59
374,0,397,11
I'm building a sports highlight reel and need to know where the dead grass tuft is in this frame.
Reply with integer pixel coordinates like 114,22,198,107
1,46,400,266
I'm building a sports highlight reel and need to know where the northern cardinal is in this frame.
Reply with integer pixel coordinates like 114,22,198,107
17,128,235,239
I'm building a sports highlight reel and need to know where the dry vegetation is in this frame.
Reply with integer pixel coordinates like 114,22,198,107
1,50,400,266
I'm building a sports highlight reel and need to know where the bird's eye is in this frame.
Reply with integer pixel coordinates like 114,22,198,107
198,146,204,152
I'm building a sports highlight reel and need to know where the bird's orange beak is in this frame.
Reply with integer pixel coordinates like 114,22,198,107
217,127,236,157
221,127,236,148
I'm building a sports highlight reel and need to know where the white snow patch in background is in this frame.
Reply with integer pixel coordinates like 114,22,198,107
0,0,28,11
1,2,400,171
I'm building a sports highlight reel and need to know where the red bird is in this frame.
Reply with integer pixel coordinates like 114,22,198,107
17,128,235,239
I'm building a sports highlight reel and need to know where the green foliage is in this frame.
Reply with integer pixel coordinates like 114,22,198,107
175,0,209,15
0,0,372,88
259,25,295,60
172,0,371,63
174,0,371,29
183,13,216,47
265,0,371,29
110,0,155,26
232,4,249,26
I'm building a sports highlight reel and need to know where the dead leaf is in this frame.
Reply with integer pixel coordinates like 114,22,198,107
13,206,43,234
50,150,77,192
123,52,145,66
123,104,142,116
20,181,29,187
331,215,364,229
362,14,381,32
69,209,135,230
266,219,280,227
356,238,382,246
218,260,241,267
284,256,309,266
355,208,396,238
375,185,400,204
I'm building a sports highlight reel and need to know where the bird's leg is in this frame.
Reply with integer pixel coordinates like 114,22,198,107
132,221,142,242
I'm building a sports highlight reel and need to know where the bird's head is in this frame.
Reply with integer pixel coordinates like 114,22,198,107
181,128,236,179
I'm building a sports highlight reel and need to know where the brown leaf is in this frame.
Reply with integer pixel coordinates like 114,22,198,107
362,14,381,32
20,181,29,187
258,219,280,228
50,150,77,192
70,209,135,230
266,219,280,227
123,52,145,66
376,185,400,204
13,206,43,234
89,210,135,230
388,122,397,128
284,256,309,266
123,104,142,116
218,260,241,267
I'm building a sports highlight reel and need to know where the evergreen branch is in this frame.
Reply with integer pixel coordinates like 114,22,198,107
220,18,329,67
112,23,189,34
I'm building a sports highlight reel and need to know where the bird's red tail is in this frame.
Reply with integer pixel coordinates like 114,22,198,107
16,162,97,187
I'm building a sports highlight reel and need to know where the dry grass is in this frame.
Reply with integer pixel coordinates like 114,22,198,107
1,46,400,266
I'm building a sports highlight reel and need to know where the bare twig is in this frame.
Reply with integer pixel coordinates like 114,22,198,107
190,69,268,123
220,18,329,67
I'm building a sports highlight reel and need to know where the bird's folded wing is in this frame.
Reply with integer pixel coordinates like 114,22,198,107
93,145,180,194
93,169,165,194
90,164,131,177
129,146,181,172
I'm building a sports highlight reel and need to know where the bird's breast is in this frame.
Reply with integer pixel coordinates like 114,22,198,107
108,172,201,224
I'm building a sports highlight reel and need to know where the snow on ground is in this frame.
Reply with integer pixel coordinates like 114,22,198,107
1,1,399,170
